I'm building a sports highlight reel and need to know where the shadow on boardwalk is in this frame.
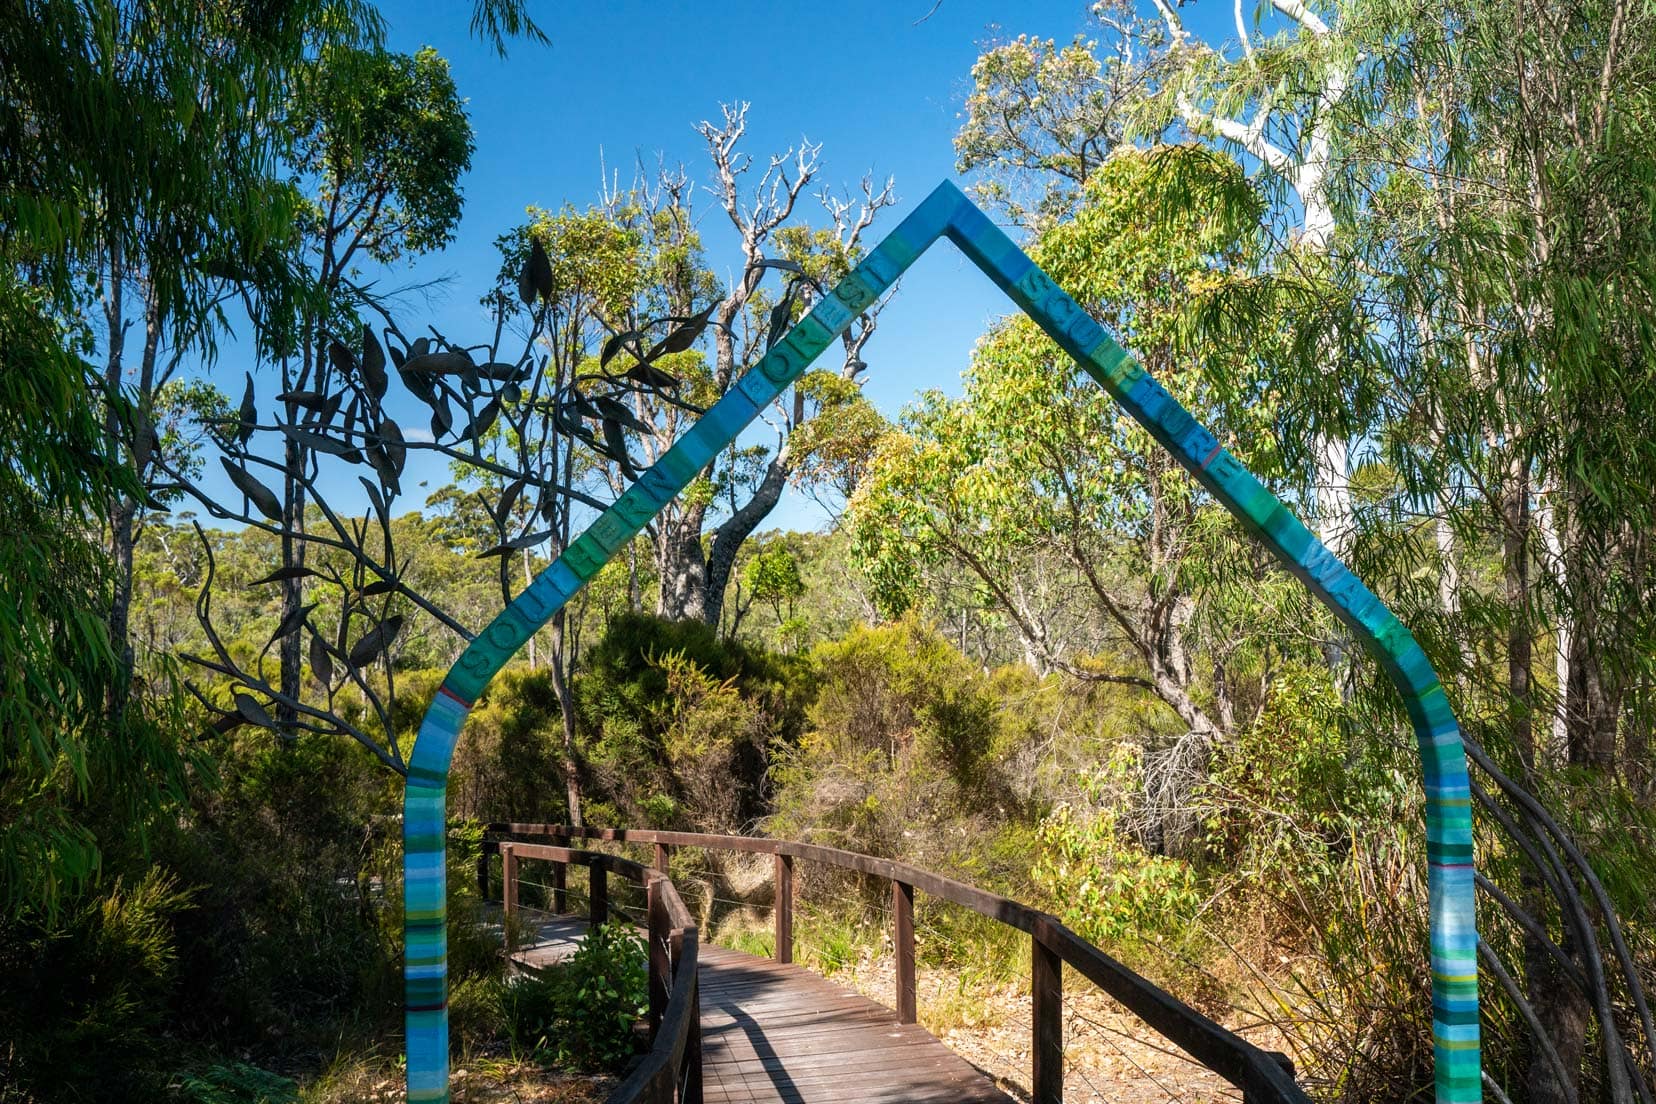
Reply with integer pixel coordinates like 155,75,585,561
504,912,1010,1103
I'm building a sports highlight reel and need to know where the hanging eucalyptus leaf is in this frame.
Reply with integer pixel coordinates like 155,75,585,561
277,390,328,409
528,238,553,300
327,339,356,377
494,476,527,527
248,565,319,587
221,458,283,521
269,601,316,645
478,530,552,558
365,445,400,495
381,418,406,475
595,395,651,433
600,330,641,368
278,424,357,457
317,390,343,428
401,350,474,375
478,361,519,381
553,404,587,438
516,256,536,305
362,579,397,597
502,381,522,405
310,634,334,688
625,362,681,390
238,373,257,445
348,615,404,669
234,692,275,729
398,363,437,404
430,398,453,439
766,292,795,351
359,476,387,521
600,418,639,478
361,325,388,399
460,397,501,442
654,301,718,356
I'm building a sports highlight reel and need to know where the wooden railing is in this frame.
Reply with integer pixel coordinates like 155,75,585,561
485,824,1310,1104
497,841,701,1104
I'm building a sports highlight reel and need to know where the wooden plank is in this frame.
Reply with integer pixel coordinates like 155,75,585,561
695,943,1009,1104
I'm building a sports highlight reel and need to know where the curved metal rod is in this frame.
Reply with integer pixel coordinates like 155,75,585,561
402,181,1479,1103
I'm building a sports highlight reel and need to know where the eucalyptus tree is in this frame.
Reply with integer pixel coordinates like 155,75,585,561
0,0,380,910
249,42,473,736
496,103,897,628
1147,0,1366,566
17,1,378,710
851,147,1303,850
1319,1,1656,1099
955,6,1177,229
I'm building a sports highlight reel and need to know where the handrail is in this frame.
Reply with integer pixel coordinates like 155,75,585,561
497,841,700,1104
485,824,1309,1104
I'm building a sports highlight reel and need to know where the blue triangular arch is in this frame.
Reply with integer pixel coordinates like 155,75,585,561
402,180,1480,1103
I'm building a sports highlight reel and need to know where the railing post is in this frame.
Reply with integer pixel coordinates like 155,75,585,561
590,859,608,927
647,877,668,1033
774,853,793,964
654,840,671,873
501,843,518,952
685,972,703,1104
892,879,916,1025
1032,928,1063,1104
477,837,493,901
551,858,567,914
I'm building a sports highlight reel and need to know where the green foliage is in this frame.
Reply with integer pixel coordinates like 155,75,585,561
771,617,1035,901
1033,750,1202,948
0,870,193,1099
447,669,572,823
501,923,649,1072
577,612,809,830
0,277,190,916
742,543,805,621
290,45,474,264
173,1064,300,1104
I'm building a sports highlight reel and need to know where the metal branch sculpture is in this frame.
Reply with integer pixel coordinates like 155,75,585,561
400,182,1482,1103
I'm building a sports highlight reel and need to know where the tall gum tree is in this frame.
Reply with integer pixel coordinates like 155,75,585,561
850,148,1299,851
504,103,896,628
1150,0,1359,563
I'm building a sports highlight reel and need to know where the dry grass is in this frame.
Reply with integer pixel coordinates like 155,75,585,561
299,1055,611,1104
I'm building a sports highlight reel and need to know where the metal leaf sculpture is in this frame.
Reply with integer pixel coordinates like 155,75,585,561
399,182,1482,1103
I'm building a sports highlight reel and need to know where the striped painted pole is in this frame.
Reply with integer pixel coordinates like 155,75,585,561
402,180,1478,1103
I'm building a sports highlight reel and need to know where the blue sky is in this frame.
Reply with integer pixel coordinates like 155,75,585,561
200,2,1238,532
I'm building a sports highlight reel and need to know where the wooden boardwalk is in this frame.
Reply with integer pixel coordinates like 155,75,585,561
698,944,1010,1104
508,915,1009,1104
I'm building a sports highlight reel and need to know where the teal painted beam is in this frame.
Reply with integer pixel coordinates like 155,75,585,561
402,180,1479,1103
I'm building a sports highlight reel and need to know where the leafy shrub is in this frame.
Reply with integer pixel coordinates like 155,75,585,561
0,870,193,1100
576,612,809,830
502,922,648,1072
771,617,1020,866
448,974,506,1052
172,1063,299,1104
443,667,572,823
1032,749,1202,949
